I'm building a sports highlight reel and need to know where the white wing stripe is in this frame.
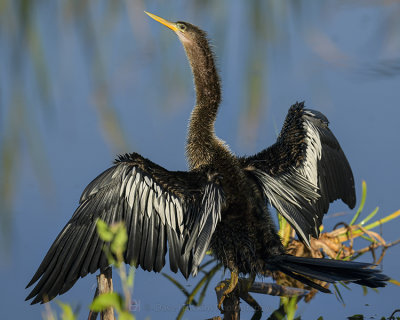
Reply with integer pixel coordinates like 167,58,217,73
301,120,322,189
125,175,134,205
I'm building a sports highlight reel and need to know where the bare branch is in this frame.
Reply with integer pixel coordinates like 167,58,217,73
249,282,309,297
87,267,115,320
98,267,114,320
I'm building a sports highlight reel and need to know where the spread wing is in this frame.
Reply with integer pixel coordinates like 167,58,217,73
26,152,224,304
240,102,355,245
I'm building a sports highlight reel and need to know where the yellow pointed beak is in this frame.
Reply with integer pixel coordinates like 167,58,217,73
145,11,178,32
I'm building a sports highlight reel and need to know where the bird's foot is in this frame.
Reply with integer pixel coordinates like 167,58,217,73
215,270,239,311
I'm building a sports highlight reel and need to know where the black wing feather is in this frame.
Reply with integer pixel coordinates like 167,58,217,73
26,152,224,304
241,102,355,245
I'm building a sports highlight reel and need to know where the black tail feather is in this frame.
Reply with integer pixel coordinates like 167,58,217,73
278,265,331,293
272,255,389,292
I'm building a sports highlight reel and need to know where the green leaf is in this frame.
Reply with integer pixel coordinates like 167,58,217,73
347,315,364,320
57,301,76,320
349,181,367,226
359,206,379,226
389,278,400,287
198,257,217,272
362,210,400,231
198,270,214,305
269,303,286,320
359,235,375,243
338,281,351,291
111,223,128,256
127,267,135,288
104,248,116,266
119,310,135,320
285,296,297,320
176,263,222,320
162,273,191,298
337,209,400,240
97,219,114,242
333,283,345,305
89,292,123,312
362,286,368,296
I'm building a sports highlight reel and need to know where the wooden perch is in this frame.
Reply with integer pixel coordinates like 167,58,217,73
88,267,115,320
215,279,309,320
249,282,308,297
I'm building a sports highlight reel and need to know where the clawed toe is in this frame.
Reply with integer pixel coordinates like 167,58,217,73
215,270,239,311
215,272,260,313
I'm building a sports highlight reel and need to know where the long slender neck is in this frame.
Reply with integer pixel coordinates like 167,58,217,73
183,35,224,169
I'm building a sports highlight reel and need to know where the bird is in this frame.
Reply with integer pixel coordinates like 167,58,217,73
26,12,389,309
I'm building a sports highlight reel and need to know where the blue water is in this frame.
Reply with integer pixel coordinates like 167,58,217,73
1,1,400,319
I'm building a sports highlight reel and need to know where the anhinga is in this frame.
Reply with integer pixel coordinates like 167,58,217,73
26,12,389,309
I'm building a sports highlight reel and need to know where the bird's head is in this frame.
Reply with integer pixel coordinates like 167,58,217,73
145,11,207,48
145,11,220,110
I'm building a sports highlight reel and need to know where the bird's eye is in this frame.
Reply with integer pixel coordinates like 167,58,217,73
177,23,187,31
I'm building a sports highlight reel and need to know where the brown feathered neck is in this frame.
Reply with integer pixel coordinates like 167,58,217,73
180,26,228,170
